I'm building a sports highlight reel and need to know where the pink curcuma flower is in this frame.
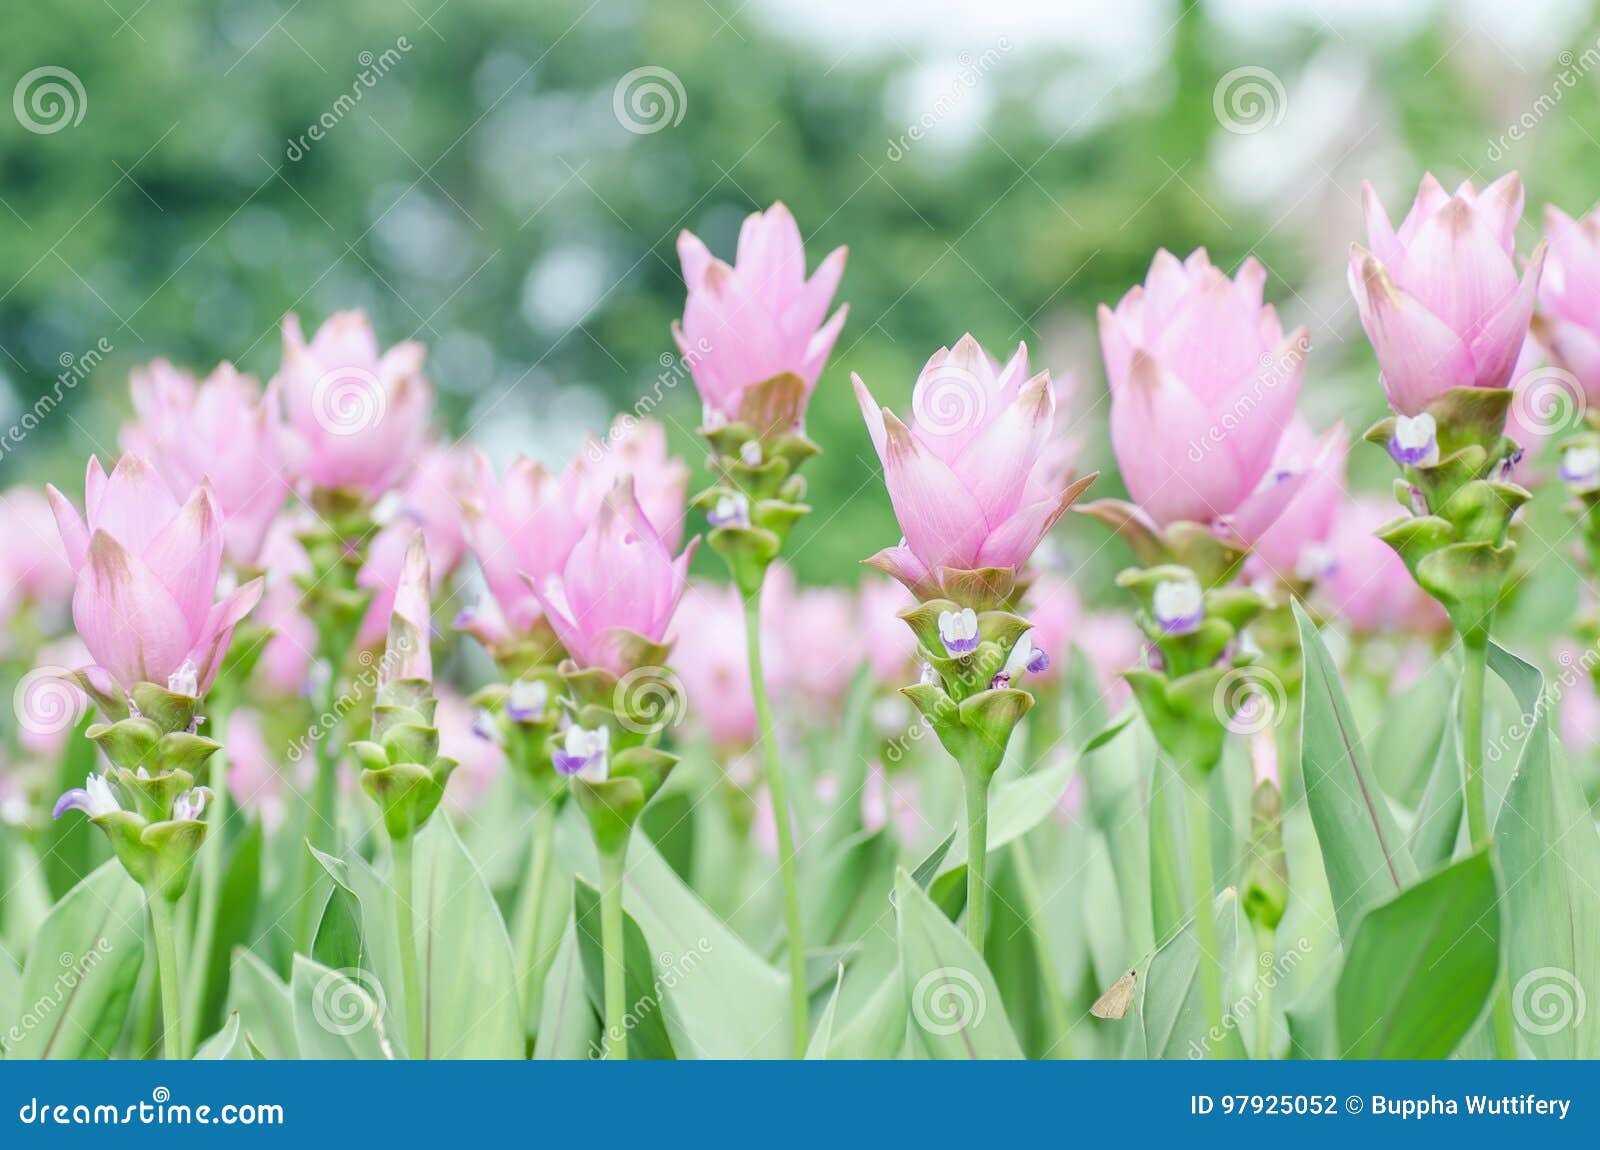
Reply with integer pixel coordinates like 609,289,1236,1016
533,477,698,677
857,576,918,686
253,518,317,695
121,360,290,569
1,486,76,610
674,202,848,426
1242,416,1349,584
1349,172,1546,417
1100,249,1308,530
1317,496,1448,635
671,580,763,749
273,310,433,498
1534,203,1600,405
46,455,264,694
575,417,689,552
381,530,433,684
854,335,1095,601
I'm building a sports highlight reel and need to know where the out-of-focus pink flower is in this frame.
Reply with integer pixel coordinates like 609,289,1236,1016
379,530,432,683
765,566,856,711
576,417,689,552
1053,772,1087,824
671,581,761,749
1317,496,1448,635
438,691,505,813
274,310,433,498
1101,249,1308,530
1249,730,1279,789
122,360,289,568
1556,641,1600,760
534,479,697,677
1502,336,1558,485
675,202,848,426
1535,203,1600,406
863,763,923,843
1022,575,1081,686
1077,613,1142,712
357,446,475,648
227,708,287,829
1349,173,1545,416
14,637,91,759
0,486,76,610
47,456,263,693
255,519,317,695
855,336,1093,601
857,576,917,685
1243,417,1349,584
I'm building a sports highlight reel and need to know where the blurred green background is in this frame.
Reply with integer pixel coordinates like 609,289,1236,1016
3,0,1599,607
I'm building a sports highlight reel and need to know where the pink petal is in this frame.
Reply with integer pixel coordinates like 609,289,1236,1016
1348,245,1476,415
1468,240,1546,391
1393,195,1518,338
881,413,988,572
92,454,181,556
141,485,224,631
950,371,1054,530
47,484,89,571
186,577,265,691
1362,181,1402,267
74,531,191,687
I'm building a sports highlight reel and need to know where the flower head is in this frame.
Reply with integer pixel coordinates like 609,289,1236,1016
674,202,848,426
47,455,263,694
1243,416,1349,584
1152,575,1204,636
1535,203,1600,405
52,772,121,820
1101,249,1307,529
273,310,433,498
1,486,76,610
122,360,289,568
553,724,610,782
855,335,1093,603
1349,172,1546,415
533,477,698,677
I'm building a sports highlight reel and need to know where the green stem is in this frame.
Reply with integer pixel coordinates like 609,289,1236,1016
1011,838,1071,1057
295,669,343,952
598,840,628,1060
742,589,808,1058
148,896,183,1060
1253,921,1274,1059
963,767,990,952
392,834,425,1059
1461,631,1490,849
1184,763,1223,1057
182,700,231,1053
513,803,557,1014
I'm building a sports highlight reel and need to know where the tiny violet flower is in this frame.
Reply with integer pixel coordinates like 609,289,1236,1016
990,632,1049,690
739,440,764,467
471,708,503,745
1388,413,1439,467
937,607,980,656
1153,575,1204,636
708,492,751,530
919,661,941,687
1561,445,1600,492
172,786,212,822
167,660,199,699
507,678,549,723
52,773,120,820
553,724,610,782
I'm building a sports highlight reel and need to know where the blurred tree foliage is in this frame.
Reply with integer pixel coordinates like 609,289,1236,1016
2,0,1598,591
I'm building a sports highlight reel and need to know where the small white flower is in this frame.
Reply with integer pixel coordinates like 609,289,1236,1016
709,493,751,530
1389,413,1439,467
739,440,764,466
508,678,549,723
1561,445,1600,492
1153,575,1205,636
173,786,213,822
84,774,121,817
937,607,980,656
554,724,610,782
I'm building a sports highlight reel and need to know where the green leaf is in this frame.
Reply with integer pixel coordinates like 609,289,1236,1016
197,819,262,1036
290,954,393,1060
895,868,1023,1059
805,827,897,949
1490,644,1600,1059
1406,693,1463,871
823,955,907,1059
6,860,145,1059
193,1012,252,1059
1294,601,1417,939
39,716,101,900
927,757,1077,911
308,844,365,974
1336,849,1500,1059
225,949,297,1059
573,877,676,1059
1284,974,1338,1059
1141,888,1244,1060
1147,758,1187,944
532,919,599,1060
803,966,845,1059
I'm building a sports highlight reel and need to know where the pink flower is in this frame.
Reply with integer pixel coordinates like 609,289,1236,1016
1021,576,1141,709
254,519,317,695
575,418,689,552
857,576,917,685
438,691,505,814
671,581,761,748
47,455,264,693
1317,496,1448,635
854,335,1093,601
273,311,433,498
1021,575,1081,685
1101,249,1307,528
1534,203,1600,406
1502,336,1557,484
0,486,76,609
1242,416,1349,583
674,202,848,425
227,709,287,829
534,478,698,676
1349,173,1545,416
766,565,857,711
121,360,290,568
863,764,923,843
381,530,433,684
